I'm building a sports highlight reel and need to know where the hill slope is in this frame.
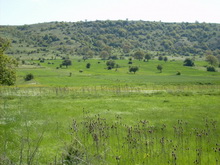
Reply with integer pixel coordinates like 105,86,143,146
0,20,220,59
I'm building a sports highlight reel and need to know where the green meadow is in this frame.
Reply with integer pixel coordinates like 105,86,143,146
17,59,220,86
1,58,220,164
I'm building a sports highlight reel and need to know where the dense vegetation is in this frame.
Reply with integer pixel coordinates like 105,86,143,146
0,20,220,60
0,38,18,85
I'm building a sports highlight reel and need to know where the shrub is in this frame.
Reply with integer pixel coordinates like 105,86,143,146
106,60,115,68
129,66,139,74
183,58,194,66
24,73,34,81
108,55,118,60
62,59,72,68
86,63,91,69
145,54,151,62
207,66,216,72
206,55,218,66
164,57,168,62
176,71,181,75
157,64,163,73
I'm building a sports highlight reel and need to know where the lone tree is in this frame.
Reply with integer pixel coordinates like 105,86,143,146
62,58,72,68
106,60,115,70
206,55,218,66
144,54,151,62
86,63,91,69
100,51,109,60
157,64,163,73
0,38,18,86
134,51,144,61
164,57,168,62
129,66,139,74
183,58,194,66
82,56,88,61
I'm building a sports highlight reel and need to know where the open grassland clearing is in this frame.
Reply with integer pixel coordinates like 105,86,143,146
16,59,220,87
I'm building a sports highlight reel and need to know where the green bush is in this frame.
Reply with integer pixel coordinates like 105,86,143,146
176,71,181,75
129,66,139,74
24,73,34,81
106,60,115,68
86,63,91,69
183,58,194,66
206,66,216,72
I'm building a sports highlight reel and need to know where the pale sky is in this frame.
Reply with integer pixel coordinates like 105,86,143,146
0,0,220,25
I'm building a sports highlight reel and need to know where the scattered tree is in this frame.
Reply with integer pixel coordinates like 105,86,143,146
183,58,194,66
0,38,18,86
157,64,163,73
100,51,109,60
206,55,218,66
129,66,139,74
134,51,144,61
62,59,72,68
106,60,115,70
86,63,91,69
164,57,168,62
144,54,151,62
82,56,88,61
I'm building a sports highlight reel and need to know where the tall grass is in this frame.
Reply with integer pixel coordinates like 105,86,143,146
0,85,220,164
62,112,220,164
1,85,219,97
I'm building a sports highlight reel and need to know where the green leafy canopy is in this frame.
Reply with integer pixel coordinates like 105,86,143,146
0,37,18,86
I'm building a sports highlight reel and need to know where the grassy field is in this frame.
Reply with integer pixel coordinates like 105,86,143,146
17,59,220,86
1,59,220,164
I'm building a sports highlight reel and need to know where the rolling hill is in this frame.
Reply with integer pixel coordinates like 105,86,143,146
0,20,220,60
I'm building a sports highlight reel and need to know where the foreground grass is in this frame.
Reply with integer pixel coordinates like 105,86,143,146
0,87,220,164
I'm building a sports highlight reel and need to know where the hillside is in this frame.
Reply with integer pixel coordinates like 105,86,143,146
0,20,220,59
